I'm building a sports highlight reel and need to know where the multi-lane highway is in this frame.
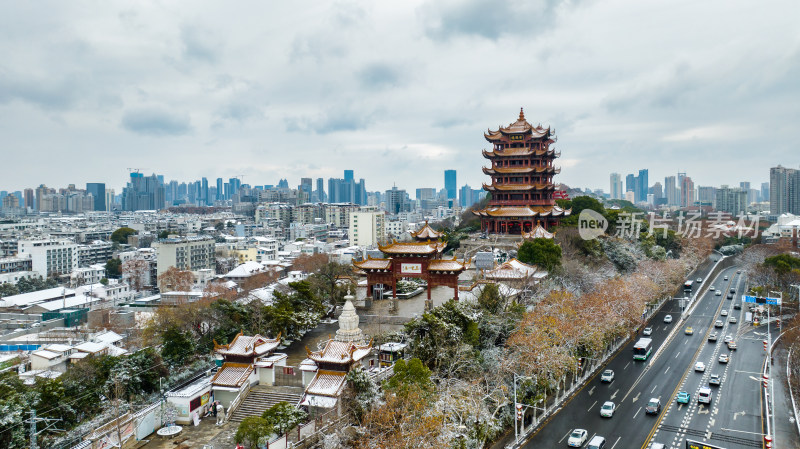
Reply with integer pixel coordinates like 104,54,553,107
522,259,769,449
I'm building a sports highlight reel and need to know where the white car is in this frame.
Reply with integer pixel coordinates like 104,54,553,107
664,314,673,323
695,361,706,372
721,310,728,316
697,277,703,283
724,276,729,281
714,320,724,328
715,290,722,296
724,335,733,343
600,401,616,417
710,286,715,291
643,326,653,336
729,316,737,324
719,354,729,363
568,429,588,447
601,369,615,383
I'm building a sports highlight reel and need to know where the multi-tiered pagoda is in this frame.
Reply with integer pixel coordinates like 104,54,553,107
474,108,570,234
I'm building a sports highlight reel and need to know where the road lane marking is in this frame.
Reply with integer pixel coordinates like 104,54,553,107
633,392,640,403
589,386,595,396
633,406,642,419
698,404,709,414
651,384,658,393
675,351,680,358
720,427,767,436
733,411,745,420
588,400,597,412
664,366,670,374
558,430,571,444
610,389,619,400
624,362,630,370
610,436,621,449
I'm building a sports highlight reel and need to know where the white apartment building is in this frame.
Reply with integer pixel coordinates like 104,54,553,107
17,239,79,278
152,236,215,278
349,209,386,247
385,220,409,239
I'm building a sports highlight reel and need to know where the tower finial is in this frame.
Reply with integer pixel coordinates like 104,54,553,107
519,107,525,120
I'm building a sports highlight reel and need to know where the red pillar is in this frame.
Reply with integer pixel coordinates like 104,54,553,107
392,278,397,298
453,280,459,301
427,277,432,299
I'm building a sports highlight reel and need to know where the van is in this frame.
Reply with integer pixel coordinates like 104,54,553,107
588,435,606,449
698,387,712,404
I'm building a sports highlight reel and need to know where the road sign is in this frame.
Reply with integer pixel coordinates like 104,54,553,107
743,295,781,305
686,439,726,449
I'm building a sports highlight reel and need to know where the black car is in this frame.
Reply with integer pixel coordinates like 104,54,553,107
727,293,733,299
645,398,662,414
734,303,741,310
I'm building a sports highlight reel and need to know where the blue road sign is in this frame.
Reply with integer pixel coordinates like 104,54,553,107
743,295,781,305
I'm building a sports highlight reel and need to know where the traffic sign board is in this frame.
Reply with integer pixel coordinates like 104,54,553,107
743,295,781,305
686,439,725,449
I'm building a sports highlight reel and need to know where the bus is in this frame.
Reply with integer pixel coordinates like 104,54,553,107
683,280,694,291
633,338,653,361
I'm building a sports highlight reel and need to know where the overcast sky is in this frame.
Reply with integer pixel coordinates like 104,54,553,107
1,0,798,194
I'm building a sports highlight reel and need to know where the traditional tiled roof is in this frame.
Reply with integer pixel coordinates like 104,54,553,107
352,257,392,271
306,339,372,365
427,258,469,272
472,205,571,218
481,148,559,158
482,183,555,191
411,222,443,240
482,166,560,175
305,370,347,397
211,362,254,388
378,240,445,255
485,258,539,280
484,108,551,141
214,331,280,358
521,224,555,239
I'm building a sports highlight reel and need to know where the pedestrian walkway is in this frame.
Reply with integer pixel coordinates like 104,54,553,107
772,342,800,449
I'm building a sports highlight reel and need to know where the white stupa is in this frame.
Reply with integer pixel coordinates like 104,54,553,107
334,289,365,344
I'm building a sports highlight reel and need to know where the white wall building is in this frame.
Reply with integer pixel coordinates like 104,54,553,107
349,209,386,247
152,236,215,278
17,239,79,278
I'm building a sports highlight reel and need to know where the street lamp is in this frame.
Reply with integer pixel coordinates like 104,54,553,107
513,373,531,443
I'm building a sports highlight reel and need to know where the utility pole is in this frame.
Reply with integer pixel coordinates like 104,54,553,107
26,409,62,449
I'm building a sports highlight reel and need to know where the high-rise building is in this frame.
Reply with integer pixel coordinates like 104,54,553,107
625,174,635,194
716,185,748,215
651,182,663,201
316,178,325,203
349,208,386,247
344,170,354,182
638,169,649,204
86,183,106,212
216,178,223,201
610,173,623,199
23,188,34,209
770,166,800,215
385,186,409,215
444,170,457,200
299,178,312,200
761,182,770,203
201,177,209,205
681,176,695,207
697,186,715,205
664,176,678,206
122,173,165,211
416,188,436,200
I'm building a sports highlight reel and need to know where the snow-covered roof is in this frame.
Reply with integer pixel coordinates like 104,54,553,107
0,287,75,308
74,341,106,354
215,332,280,357
94,330,124,344
211,363,253,388
306,340,372,365
225,261,269,278
378,342,408,353
31,349,61,360
165,377,211,398
36,294,99,312
305,370,347,397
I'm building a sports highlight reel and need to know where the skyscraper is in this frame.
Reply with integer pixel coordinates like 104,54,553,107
716,185,748,215
638,169,649,204
201,177,209,205
681,176,695,208
610,173,623,199
665,176,677,206
444,170,457,200
761,182,770,203
122,173,165,211
216,178,223,201
770,166,800,215
625,174,636,194
344,170,354,182
86,183,106,211
316,178,325,202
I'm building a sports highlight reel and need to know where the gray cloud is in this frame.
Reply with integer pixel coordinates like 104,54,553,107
181,26,220,64
357,63,403,90
121,107,192,136
0,70,83,110
285,107,374,134
420,0,573,41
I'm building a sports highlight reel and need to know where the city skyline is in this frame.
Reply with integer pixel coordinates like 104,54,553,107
1,1,797,193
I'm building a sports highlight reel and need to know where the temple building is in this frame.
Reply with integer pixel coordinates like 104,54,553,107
353,222,468,300
300,293,373,416
210,332,285,407
474,108,570,233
